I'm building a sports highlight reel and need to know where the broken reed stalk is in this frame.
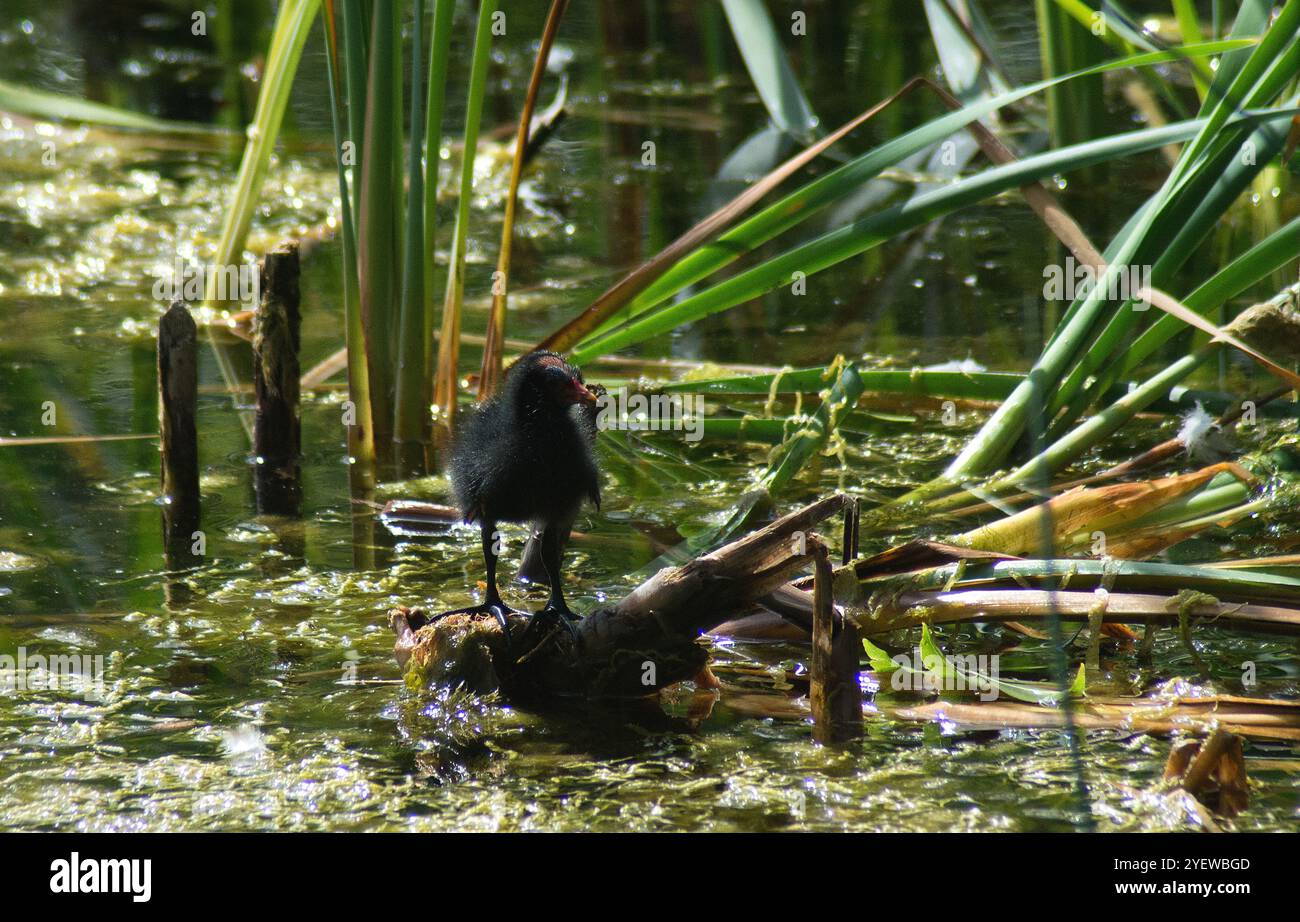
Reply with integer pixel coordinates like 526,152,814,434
158,301,201,567
893,696,1300,742
1179,728,1240,795
840,495,859,565
1162,730,1250,825
810,540,863,743
862,588,1300,637
253,241,303,516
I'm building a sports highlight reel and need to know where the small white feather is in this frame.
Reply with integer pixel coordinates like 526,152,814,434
1177,402,1217,455
220,723,269,760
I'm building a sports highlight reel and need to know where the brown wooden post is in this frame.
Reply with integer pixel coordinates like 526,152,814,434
841,495,859,565
158,301,201,568
253,241,302,516
811,541,863,743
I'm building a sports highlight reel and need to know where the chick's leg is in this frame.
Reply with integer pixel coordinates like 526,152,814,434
540,521,575,617
482,520,505,608
516,513,574,585
517,522,581,656
432,520,515,645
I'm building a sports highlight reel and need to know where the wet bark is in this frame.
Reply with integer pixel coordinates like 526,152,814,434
252,241,302,516
158,300,200,568
810,543,862,743
391,495,849,700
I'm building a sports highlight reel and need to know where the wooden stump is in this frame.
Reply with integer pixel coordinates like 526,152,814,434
253,241,302,516
158,301,200,568
810,541,863,743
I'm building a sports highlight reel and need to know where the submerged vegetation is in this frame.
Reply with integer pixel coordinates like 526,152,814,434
2,0,1300,834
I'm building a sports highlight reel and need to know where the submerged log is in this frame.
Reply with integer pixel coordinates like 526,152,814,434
390,495,849,700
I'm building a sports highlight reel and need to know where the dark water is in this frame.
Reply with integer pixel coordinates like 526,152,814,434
0,0,1298,831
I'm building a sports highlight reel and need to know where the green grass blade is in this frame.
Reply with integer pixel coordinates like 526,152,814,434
198,0,319,444
1203,0,1272,97
0,79,221,135
720,0,819,142
660,366,1024,401
670,412,910,444
1047,57,1300,428
761,361,867,494
422,0,456,396
1048,100,1299,426
1122,213,1300,374
571,115,1255,365
323,0,374,472
480,0,572,397
356,0,403,451
1001,348,1212,489
1168,0,1300,189
1036,0,1108,161
395,0,429,466
1171,0,1213,95
926,0,1009,101
570,40,1249,351
341,0,368,222
942,12,1300,487
204,0,321,308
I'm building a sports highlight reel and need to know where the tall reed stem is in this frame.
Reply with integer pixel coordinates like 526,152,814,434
432,0,498,435
395,0,429,472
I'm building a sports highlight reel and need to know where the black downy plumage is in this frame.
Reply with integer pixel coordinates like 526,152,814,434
445,351,601,650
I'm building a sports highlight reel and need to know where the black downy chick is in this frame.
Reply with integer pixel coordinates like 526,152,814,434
516,380,604,584
445,351,601,651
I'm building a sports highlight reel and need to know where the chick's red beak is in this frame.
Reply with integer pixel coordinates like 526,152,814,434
570,380,599,406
